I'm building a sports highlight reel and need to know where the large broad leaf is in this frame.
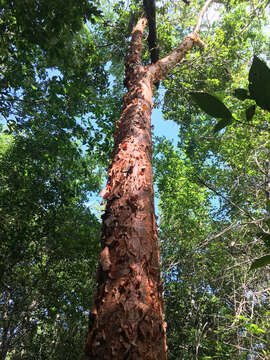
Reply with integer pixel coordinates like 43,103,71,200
234,88,250,101
190,92,232,119
250,254,270,270
248,56,270,111
246,105,256,122
213,118,233,133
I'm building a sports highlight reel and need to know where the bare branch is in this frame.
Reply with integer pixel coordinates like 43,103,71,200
194,174,256,221
149,0,214,83
193,0,215,33
149,34,197,82
198,222,237,249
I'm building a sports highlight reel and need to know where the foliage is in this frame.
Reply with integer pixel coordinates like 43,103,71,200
1,0,270,358
0,0,111,162
190,92,233,132
154,135,270,359
0,0,100,55
0,132,102,359
190,55,270,271
190,56,270,131
0,1,107,358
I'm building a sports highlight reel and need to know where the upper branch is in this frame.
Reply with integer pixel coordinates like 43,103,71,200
143,0,159,64
127,17,148,67
149,0,214,83
193,0,214,34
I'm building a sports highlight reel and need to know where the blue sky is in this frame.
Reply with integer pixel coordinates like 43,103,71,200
152,107,179,146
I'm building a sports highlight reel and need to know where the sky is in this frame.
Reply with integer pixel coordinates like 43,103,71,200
152,107,179,146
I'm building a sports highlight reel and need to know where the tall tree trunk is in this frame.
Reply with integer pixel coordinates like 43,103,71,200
84,18,167,360
84,1,213,359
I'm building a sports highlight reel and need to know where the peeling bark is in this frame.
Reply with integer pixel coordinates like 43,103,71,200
84,17,167,360
83,1,214,359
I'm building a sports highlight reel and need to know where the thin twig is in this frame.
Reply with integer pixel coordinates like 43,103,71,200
194,174,255,221
197,222,236,249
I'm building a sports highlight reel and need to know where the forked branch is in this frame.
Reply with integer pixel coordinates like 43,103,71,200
149,0,214,83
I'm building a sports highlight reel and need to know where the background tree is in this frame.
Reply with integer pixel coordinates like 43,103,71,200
154,136,270,359
0,0,108,358
0,133,102,360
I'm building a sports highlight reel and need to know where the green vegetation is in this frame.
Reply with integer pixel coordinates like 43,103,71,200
1,0,270,358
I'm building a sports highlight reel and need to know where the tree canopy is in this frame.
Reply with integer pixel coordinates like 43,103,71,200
1,0,270,359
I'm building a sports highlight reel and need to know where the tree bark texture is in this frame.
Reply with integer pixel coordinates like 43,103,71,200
84,1,213,358
84,18,167,360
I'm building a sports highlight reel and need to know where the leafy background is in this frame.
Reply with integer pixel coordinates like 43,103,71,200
1,0,270,359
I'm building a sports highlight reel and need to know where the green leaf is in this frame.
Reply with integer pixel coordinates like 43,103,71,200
246,105,256,122
213,118,233,133
190,92,232,120
234,88,250,101
248,56,270,111
250,255,270,270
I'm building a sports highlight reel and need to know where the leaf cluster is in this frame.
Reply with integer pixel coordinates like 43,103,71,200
191,56,270,132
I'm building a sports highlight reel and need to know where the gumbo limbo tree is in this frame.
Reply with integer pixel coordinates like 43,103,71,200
84,1,213,359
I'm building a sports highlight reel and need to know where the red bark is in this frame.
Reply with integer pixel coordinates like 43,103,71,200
84,2,213,358
84,18,167,360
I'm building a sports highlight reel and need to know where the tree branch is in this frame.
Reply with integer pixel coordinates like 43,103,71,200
194,174,256,221
149,0,214,83
143,0,159,64
193,0,214,34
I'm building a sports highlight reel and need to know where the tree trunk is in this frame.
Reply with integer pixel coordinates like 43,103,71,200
84,18,167,360
83,1,213,358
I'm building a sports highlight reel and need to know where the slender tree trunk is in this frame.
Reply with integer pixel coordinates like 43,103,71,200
84,2,213,359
